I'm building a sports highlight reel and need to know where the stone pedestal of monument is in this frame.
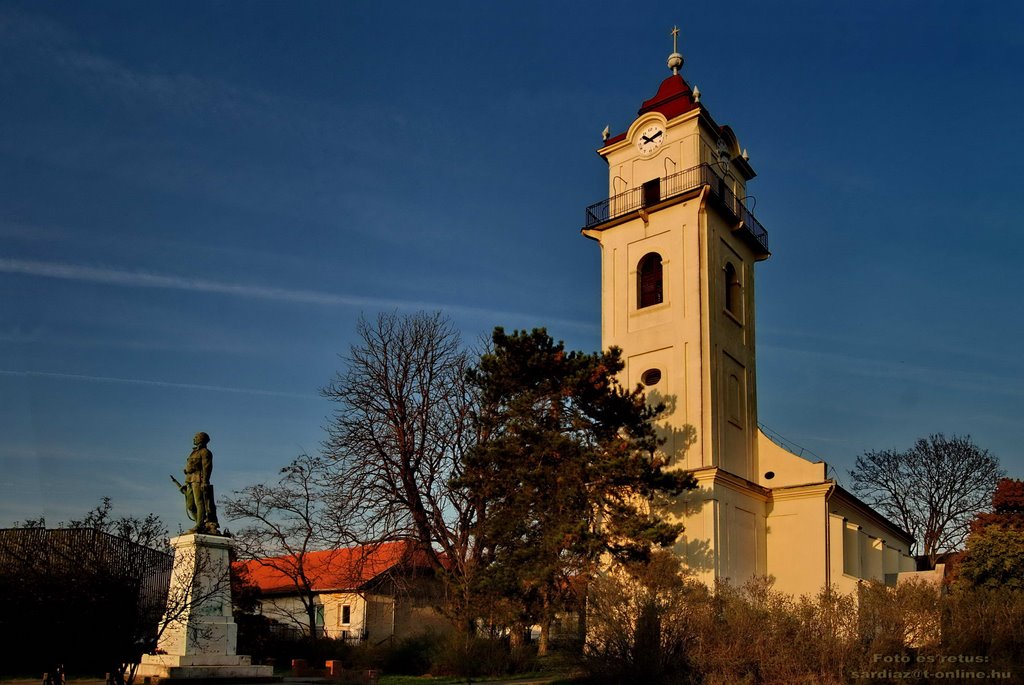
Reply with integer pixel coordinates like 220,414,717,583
137,534,276,682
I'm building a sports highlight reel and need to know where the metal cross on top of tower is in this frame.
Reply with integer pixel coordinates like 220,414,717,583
668,25,684,75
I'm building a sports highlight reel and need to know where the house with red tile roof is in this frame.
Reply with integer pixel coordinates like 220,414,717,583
236,540,450,642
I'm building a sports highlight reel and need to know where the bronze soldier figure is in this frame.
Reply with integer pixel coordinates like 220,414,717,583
171,431,220,534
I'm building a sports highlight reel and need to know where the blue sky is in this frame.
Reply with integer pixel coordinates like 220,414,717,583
2,1,1022,531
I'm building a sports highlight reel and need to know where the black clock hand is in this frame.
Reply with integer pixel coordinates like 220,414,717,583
641,135,653,143
650,130,663,141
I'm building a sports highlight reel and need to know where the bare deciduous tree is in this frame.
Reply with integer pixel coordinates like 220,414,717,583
224,453,345,638
849,433,1004,565
68,496,169,552
320,311,481,625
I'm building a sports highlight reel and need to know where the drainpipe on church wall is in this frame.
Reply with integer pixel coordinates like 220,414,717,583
823,482,836,588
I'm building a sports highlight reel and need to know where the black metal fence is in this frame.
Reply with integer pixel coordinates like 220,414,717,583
584,163,769,253
0,528,173,675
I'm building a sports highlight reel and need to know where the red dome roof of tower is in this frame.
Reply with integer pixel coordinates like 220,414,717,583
637,73,698,120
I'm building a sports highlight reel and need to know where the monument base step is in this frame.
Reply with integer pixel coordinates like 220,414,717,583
137,654,276,683
141,677,279,685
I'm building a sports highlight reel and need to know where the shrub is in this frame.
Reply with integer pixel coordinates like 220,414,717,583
690,577,836,685
851,578,943,677
582,564,1024,684
583,552,700,685
429,634,536,678
246,633,352,673
379,632,442,675
791,587,857,678
941,587,1024,674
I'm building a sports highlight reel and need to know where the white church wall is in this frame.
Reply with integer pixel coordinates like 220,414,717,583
673,484,718,586
672,477,765,587
765,485,830,596
828,491,916,592
756,431,827,488
864,535,885,583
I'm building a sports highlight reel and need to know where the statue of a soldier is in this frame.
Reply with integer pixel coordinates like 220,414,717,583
171,431,220,534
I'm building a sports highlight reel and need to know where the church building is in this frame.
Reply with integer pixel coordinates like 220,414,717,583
581,31,917,596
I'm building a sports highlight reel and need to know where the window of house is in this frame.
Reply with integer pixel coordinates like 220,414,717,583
724,261,742,319
638,253,663,308
315,604,325,626
341,604,351,625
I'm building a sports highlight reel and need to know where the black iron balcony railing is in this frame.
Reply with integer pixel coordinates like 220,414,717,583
584,163,769,254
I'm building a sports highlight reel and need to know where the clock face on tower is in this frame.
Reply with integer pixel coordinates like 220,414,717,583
637,124,665,156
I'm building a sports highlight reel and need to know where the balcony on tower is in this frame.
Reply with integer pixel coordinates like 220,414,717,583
584,163,770,260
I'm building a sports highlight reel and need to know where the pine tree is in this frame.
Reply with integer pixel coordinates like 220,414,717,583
462,328,695,654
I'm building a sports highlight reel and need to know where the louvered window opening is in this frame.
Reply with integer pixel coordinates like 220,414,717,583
638,253,663,308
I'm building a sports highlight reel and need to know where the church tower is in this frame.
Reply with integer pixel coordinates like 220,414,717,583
582,30,919,593
582,30,772,584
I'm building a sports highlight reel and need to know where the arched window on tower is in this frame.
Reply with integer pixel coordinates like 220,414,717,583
638,253,663,309
724,261,742,319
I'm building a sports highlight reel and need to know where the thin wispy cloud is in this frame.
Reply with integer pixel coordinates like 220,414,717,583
5,332,270,356
759,325,1023,371
55,47,281,122
760,343,1024,399
0,257,358,304
0,442,154,465
1,323,312,358
1,5,391,153
0,6,279,122
0,220,67,242
0,369,316,400
0,326,40,344
0,257,595,332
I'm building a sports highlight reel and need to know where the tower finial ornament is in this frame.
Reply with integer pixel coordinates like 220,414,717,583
667,25,684,75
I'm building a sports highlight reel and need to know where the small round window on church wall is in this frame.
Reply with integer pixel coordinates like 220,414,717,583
641,368,662,386
764,471,776,480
